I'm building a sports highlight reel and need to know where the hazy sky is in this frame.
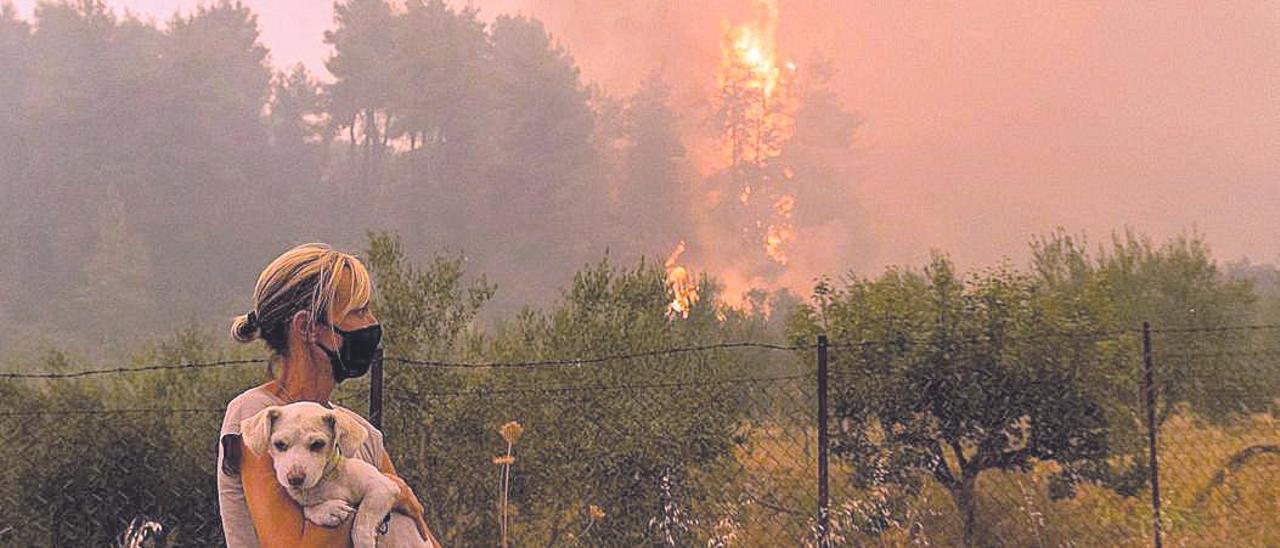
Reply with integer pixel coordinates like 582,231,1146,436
13,0,1280,273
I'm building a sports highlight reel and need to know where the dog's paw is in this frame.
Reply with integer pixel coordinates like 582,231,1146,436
305,499,355,527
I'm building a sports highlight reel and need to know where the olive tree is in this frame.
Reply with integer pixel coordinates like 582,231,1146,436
789,255,1120,547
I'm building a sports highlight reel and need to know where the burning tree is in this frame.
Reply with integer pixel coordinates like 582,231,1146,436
654,1,860,318
663,0,800,318
710,0,799,268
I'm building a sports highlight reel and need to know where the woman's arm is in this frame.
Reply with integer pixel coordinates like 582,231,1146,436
241,439,355,547
379,453,443,548
217,434,261,548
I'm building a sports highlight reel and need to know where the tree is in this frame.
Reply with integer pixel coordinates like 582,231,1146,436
483,14,597,299
264,63,338,238
18,1,165,331
325,0,397,168
776,57,862,236
1225,258,1280,325
359,233,761,544
150,0,273,312
363,230,496,359
383,0,496,240
1031,230,1266,424
391,0,491,156
789,255,1116,547
703,18,800,271
269,64,327,151
1031,230,1276,500
0,3,32,333
614,75,694,257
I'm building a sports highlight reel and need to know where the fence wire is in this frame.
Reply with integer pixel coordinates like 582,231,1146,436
0,326,1275,546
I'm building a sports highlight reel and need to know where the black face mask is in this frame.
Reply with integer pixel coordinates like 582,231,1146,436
316,321,383,383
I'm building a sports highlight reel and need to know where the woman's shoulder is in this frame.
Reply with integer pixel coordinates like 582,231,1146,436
221,383,279,435
218,384,280,477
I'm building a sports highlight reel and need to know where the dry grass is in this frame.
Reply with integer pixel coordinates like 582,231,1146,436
716,415,1279,547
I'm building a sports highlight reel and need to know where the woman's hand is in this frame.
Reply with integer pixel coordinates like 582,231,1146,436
378,452,442,547
384,472,433,543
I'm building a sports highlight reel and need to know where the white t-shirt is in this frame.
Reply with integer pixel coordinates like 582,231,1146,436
216,384,423,547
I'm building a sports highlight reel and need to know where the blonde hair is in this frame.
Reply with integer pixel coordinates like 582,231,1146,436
230,243,373,357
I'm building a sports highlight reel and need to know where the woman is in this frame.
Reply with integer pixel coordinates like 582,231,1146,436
217,243,442,547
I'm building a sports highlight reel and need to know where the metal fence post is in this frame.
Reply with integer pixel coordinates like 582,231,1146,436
370,353,384,430
817,334,830,547
1142,322,1163,548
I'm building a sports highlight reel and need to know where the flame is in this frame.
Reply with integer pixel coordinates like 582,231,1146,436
717,0,798,266
723,0,783,99
664,241,699,319
667,0,804,318
765,194,796,264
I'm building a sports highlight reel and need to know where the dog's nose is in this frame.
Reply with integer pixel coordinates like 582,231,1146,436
287,474,305,487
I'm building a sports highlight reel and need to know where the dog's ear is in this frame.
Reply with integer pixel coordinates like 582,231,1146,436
324,410,367,456
239,406,281,456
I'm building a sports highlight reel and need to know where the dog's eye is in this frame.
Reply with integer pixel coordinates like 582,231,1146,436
273,441,287,451
310,440,326,452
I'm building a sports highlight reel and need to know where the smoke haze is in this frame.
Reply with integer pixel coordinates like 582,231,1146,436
3,0,1277,353
13,0,1274,269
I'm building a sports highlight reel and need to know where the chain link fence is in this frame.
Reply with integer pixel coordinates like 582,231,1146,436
0,325,1276,546
1145,326,1280,548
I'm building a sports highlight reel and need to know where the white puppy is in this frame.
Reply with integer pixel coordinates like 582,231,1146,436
241,402,400,548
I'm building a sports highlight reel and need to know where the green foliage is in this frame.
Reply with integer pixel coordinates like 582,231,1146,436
364,230,495,358
1031,229,1271,423
374,244,772,545
1,229,1276,545
790,232,1275,545
789,253,1117,545
1,0,282,352
0,328,267,545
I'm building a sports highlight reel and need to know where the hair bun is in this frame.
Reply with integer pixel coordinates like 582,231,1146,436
231,312,261,343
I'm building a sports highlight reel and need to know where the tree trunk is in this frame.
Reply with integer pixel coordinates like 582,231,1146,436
364,107,377,170
349,119,356,146
382,113,393,150
950,474,979,548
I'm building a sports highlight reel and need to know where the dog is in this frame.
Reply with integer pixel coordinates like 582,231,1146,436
241,402,400,548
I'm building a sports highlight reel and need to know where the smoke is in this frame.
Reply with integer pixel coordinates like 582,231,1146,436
472,0,1280,281
11,0,1277,299
13,0,1276,272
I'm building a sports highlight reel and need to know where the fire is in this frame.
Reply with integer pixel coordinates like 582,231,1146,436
765,194,796,264
728,28,779,99
664,241,699,319
666,0,806,317
717,0,798,266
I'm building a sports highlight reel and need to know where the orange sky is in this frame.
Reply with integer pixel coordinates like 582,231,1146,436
13,0,1280,274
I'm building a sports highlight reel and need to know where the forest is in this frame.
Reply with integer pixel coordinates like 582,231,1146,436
0,0,865,357
0,1,1277,546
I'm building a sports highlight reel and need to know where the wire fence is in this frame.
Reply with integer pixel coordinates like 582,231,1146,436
0,325,1276,546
